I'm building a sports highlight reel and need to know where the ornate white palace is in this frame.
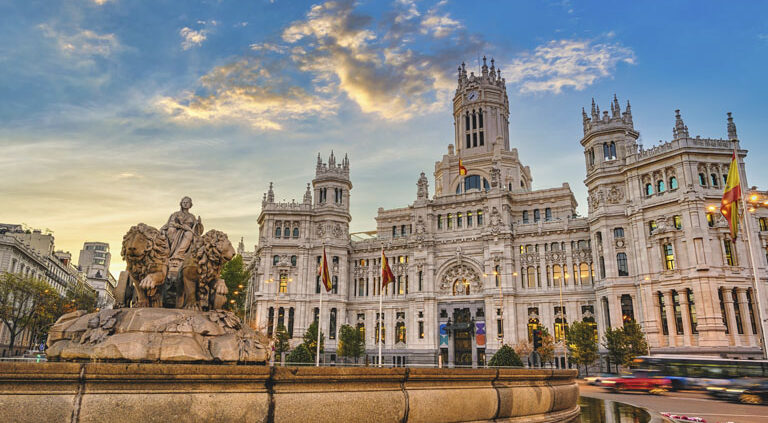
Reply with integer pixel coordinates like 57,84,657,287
244,58,767,367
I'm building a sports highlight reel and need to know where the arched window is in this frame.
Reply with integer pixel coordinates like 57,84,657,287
329,308,337,339
579,263,590,283
552,264,562,286
617,253,629,276
494,265,501,287
472,112,477,129
332,276,338,294
467,211,473,227
477,209,483,225
672,290,683,334
645,183,654,196
465,112,470,132
522,210,529,224
657,180,665,193
545,208,552,221
669,176,678,190
283,227,290,238
610,142,616,159
396,319,406,344
293,227,299,238
447,213,453,229
452,278,470,295
698,173,706,186
437,215,443,229
711,173,718,187
457,212,463,228
273,255,279,265
464,175,489,192
478,108,483,128
620,294,634,326
554,306,568,342
527,266,536,288
290,255,297,266
603,143,610,160
275,224,281,238
533,209,541,222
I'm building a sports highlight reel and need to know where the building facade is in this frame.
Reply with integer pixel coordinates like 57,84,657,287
246,59,767,366
78,241,116,308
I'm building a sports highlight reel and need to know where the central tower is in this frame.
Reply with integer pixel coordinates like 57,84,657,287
453,57,510,155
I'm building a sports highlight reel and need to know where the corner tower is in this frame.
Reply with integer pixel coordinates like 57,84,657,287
453,57,510,155
313,151,352,220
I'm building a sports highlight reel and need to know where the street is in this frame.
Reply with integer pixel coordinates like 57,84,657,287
580,382,768,423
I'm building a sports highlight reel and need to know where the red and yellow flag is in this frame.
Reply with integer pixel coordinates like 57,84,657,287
458,159,467,176
318,247,332,292
381,250,395,288
720,150,741,240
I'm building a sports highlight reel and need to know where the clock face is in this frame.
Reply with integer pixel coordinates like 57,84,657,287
467,91,478,102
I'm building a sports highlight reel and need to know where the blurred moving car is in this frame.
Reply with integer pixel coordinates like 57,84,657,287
583,373,618,385
706,379,768,404
599,370,672,395
706,378,761,402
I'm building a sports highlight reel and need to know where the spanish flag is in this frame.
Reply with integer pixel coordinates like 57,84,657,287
381,250,395,287
318,247,332,292
459,159,467,176
721,150,741,240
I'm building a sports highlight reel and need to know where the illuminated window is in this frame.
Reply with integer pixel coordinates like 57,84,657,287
698,173,706,186
582,305,597,343
553,264,562,287
706,213,715,227
457,212,463,228
477,210,483,225
494,265,501,287
673,215,682,230
724,239,735,266
467,211,473,227
375,313,385,343
396,312,406,344
645,183,654,196
418,321,424,339
687,289,698,334
759,217,768,231
447,213,453,229
554,306,568,342
279,274,288,293
649,220,657,235
663,243,675,270
526,266,536,288
621,294,634,326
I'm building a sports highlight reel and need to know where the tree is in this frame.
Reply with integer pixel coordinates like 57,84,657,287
285,344,313,365
274,324,290,361
602,326,627,373
220,254,251,316
622,321,649,365
566,321,598,376
302,321,324,361
338,324,365,363
537,327,555,366
63,283,97,314
489,344,523,367
512,339,533,367
0,273,59,354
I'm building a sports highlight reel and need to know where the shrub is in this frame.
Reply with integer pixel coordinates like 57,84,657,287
489,344,523,367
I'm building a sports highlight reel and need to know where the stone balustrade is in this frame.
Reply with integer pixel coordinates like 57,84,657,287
0,363,578,423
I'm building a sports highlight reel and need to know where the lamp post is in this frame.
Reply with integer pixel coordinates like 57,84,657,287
738,190,768,359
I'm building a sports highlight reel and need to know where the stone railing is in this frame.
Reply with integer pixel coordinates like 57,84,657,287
0,363,579,423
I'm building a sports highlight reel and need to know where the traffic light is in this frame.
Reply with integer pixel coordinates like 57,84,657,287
532,329,542,350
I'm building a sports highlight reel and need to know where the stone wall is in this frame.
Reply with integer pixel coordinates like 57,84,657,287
0,363,578,423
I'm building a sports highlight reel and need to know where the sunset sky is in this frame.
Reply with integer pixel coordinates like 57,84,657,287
2,0,768,273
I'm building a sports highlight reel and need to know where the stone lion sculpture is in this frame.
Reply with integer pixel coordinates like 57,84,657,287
121,223,170,307
178,229,236,311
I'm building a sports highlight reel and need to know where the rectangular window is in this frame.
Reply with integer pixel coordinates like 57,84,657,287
554,306,568,343
673,215,683,230
477,210,483,225
649,220,657,235
658,293,669,335
719,289,729,334
663,243,675,270
672,291,684,335
614,227,624,238
617,253,629,276
467,211,473,227
760,218,768,232
279,274,288,293
437,215,442,229
418,321,424,339
473,132,478,147
457,212,463,228
545,208,552,221
687,289,698,334
533,209,540,222
707,213,715,227
724,239,735,266
418,271,423,291
466,134,470,149
497,308,504,340
479,131,484,146
733,290,744,334
447,213,453,229
522,211,529,224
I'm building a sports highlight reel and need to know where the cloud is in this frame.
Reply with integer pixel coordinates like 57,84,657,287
92,0,114,4
38,24,119,58
420,2,462,38
503,38,635,94
155,58,337,130
180,27,208,50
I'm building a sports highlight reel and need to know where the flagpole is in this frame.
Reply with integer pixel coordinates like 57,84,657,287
734,143,768,359
316,288,323,366
378,249,384,367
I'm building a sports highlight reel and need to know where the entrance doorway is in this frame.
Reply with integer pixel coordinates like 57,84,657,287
453,308,473,366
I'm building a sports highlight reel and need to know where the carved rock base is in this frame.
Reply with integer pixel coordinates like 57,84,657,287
46,308,269,363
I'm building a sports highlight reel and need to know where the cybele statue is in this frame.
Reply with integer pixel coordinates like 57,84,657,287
45,197,269,363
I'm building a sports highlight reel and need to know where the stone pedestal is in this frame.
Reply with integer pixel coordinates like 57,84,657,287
46,308,269,364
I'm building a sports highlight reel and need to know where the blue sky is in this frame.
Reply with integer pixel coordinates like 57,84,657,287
2,0,767,273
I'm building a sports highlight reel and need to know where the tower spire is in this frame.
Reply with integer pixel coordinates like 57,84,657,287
727,112,738,140
673,109,689,139
612,94,620,117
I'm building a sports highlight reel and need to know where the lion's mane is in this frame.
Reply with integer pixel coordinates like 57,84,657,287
121,223,169,281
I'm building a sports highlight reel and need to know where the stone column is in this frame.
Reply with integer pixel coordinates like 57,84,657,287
723,289,741,346
737,288,757,347
663,291,678,347
679,293,693,346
